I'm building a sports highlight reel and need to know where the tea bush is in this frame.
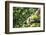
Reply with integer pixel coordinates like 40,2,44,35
13,7,40,28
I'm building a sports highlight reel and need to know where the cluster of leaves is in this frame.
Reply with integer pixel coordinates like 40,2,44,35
13,7,40,28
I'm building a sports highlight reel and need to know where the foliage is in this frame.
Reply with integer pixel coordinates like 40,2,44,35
13,7,40,28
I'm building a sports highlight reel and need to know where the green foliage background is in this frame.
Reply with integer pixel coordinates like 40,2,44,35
13,7,40,28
